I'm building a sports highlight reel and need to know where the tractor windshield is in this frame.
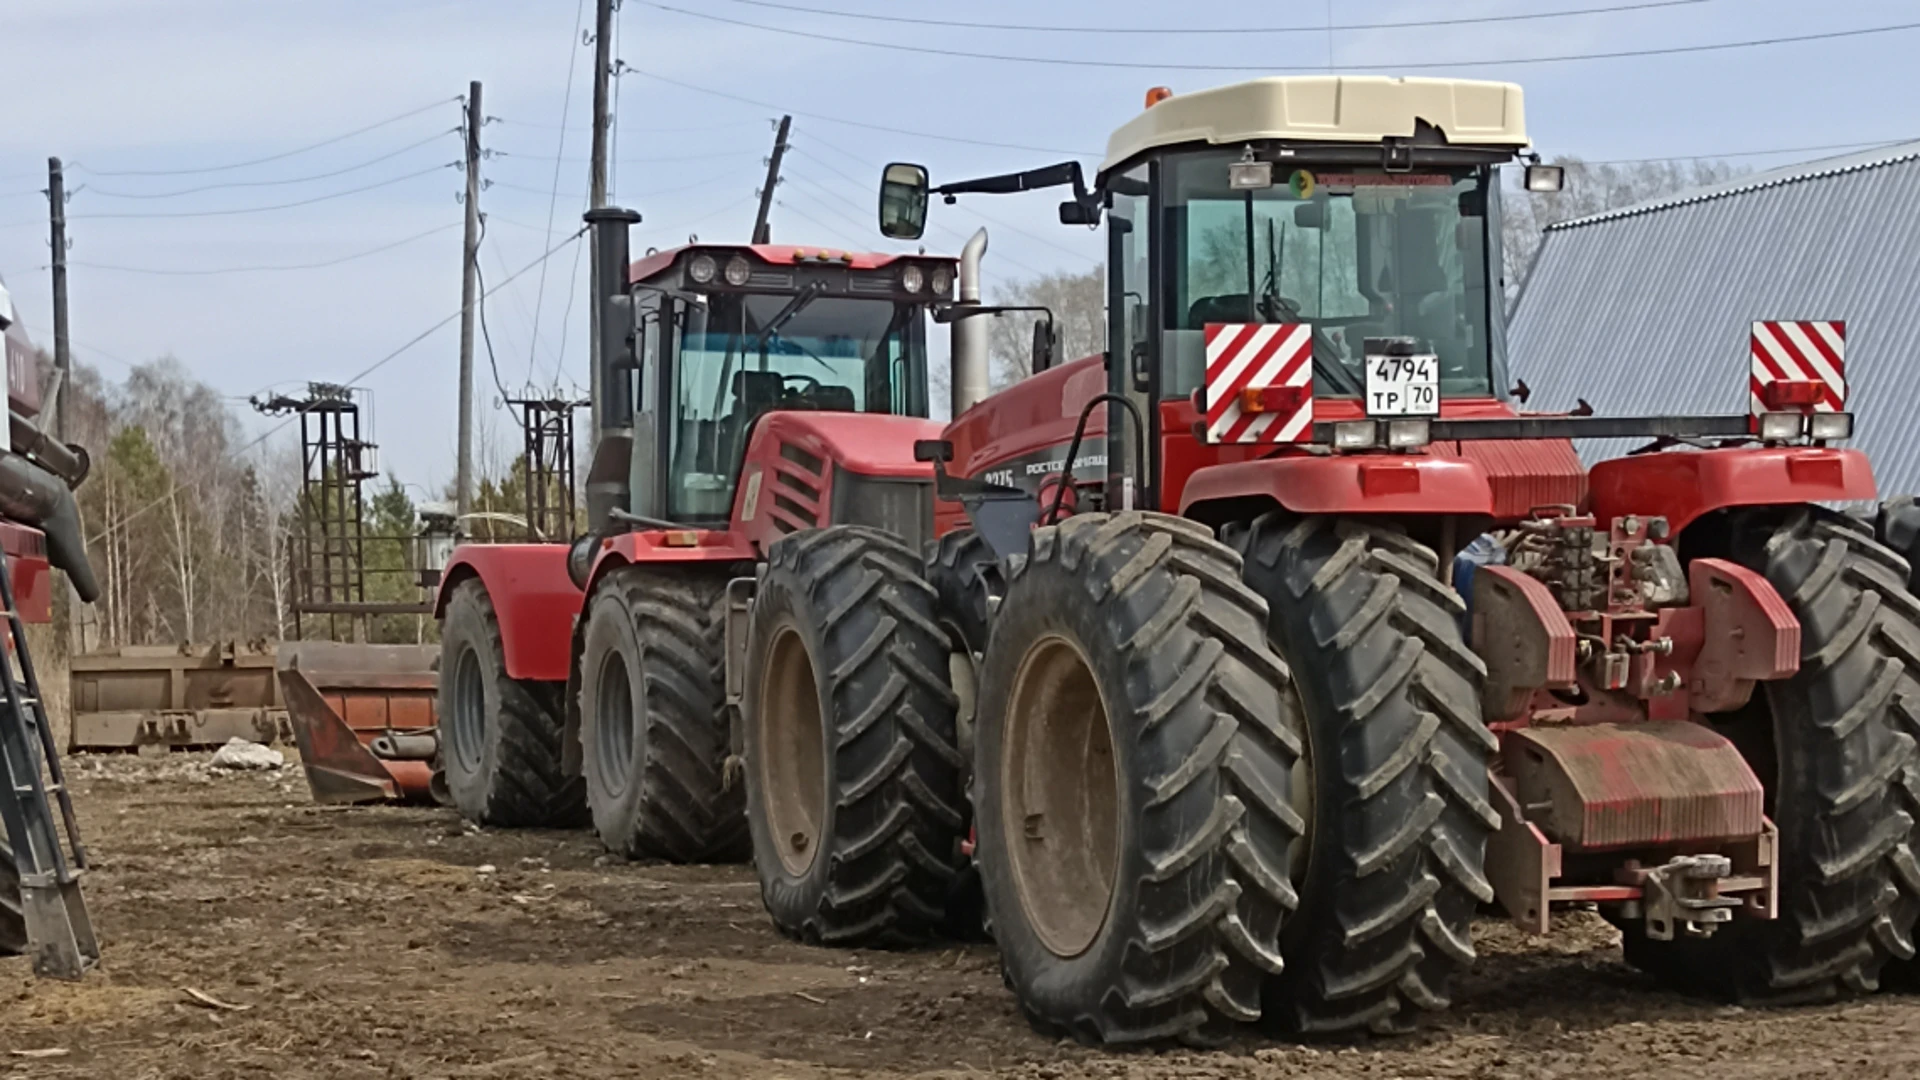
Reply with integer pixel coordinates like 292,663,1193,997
1160,151,1496,401
668,293,927,520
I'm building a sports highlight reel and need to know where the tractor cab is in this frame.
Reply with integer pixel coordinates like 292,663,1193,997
616,242,957,526
880,76,1565,512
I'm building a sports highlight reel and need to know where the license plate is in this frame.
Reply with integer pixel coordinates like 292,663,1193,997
1365,354,1439,416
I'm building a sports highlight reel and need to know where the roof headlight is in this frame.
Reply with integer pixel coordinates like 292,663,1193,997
929,265,953,297
724,254,751,287
687,253,717,285
1756,412,1805,442
1808,412,1853,441
900,264,925,294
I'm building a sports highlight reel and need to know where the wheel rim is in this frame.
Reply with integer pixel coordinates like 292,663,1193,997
759,622,827,877
1002,633,1119,959
449,645,487,774
593,645,637,797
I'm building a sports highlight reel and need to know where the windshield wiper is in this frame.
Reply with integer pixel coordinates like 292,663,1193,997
755,282,825,350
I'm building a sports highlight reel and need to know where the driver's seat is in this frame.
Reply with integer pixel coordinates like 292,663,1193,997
716,370,786,469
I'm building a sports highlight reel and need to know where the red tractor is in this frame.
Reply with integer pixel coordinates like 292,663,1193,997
726,75,1920,1043
432,213,961,864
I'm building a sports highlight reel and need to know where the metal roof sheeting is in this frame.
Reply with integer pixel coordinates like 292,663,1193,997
1507,142,1920,495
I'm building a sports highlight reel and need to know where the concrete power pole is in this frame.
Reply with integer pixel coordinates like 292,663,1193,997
46,158,70,441
455,81,482,518
587,0,614,439
751,116,792,245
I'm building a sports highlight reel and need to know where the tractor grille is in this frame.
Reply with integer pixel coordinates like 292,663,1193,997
831,468,932,551
768,442,825,533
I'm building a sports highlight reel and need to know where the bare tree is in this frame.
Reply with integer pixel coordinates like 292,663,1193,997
1503,156,1749,301
985,266,1106,387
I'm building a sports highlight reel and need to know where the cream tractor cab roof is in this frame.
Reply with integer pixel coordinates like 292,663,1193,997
1100,75,1530,176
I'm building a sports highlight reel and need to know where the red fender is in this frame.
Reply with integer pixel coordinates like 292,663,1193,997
1181,453,1494,519
1589,447,1876,534
436,543,579,682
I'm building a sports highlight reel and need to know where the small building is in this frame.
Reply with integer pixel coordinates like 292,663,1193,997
1507,141,1920,495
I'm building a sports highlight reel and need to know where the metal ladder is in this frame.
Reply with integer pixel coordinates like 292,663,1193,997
0,546,95,978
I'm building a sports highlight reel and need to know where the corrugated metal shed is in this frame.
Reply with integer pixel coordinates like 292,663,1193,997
1506,141,1920,495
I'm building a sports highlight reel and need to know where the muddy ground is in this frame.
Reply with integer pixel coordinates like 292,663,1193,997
4,754,1919,1079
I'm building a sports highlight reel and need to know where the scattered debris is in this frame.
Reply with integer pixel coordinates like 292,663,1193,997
792,991,827,1005
182,986,253,1012
476,864,498,875
9,1048,69,1059
209,738,285,771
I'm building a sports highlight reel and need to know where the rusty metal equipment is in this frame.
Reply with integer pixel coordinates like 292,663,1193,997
67,642,284,752
252,383,432,641
508,396,586,542
276,642,438,804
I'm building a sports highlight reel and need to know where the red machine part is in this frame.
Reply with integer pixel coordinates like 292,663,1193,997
277,643,439,804
1503,721,1765,850
0,521,50,624
435,544,579,683
1589,446,1875,534
729,410,943,553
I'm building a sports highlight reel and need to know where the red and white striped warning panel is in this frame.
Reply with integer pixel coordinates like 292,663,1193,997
1750,320,1846,415
1204,322,1314,444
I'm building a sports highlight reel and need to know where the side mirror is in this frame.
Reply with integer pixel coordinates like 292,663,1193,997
1058,200,1100,226
1524,163,1565,193
1292,203,1323,230
1031,319,1058,373
879,162,930,240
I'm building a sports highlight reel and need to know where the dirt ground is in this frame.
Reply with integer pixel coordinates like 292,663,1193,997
5,754,1920,1079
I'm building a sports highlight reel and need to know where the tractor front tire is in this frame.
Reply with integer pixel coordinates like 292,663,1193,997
1624,508,1920,1001
975,512,1302,1045
0,840,23,955
579,566,747,863
743,526,966,946
1229,513,1496,1036
438,579,585,827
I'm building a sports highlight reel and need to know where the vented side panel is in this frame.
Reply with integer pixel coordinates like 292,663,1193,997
830,468,931,552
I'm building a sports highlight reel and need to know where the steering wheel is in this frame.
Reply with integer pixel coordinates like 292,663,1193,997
782,373,822,392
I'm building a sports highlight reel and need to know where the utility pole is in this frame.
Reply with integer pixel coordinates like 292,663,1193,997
46,158,70,441
455,82,483,519
751,115,792,245
587,0,614,438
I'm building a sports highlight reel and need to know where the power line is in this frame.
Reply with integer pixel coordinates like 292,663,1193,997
639,4,1920,73
87,226,589,546
713,0,1709,35
771,199,866,250
490,166,746,202
70,164,453,220
494,147,763,166
65,222,459,275
498,116,769,134
527,0,589,393
81,130,458,200
626,69,1099,157
76,98,458,178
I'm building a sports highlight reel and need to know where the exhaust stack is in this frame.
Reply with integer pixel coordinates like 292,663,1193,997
582,206,641,534
951,228,991,417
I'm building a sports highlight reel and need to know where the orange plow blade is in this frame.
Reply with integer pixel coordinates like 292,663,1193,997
276,643,440,805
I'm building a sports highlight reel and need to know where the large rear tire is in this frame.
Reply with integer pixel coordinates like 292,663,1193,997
975,512,1303,1045
925,528,1000,940
1228,513,1495,1036
1624,508,1920,1000
579,566,747,863
438,579,585,827
743,526,966,946
0,840,24,955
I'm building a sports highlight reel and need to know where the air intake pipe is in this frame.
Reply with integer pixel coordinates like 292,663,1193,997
0,449,98,603
950,228,991,417
582,206,641,535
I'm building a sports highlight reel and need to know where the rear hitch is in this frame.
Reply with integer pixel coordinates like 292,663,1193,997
1621,854,1745,940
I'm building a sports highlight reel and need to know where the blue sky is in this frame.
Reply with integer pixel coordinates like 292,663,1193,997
0,0,1914,491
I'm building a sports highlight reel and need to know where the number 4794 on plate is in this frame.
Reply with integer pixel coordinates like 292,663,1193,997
1366,353,1439,416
